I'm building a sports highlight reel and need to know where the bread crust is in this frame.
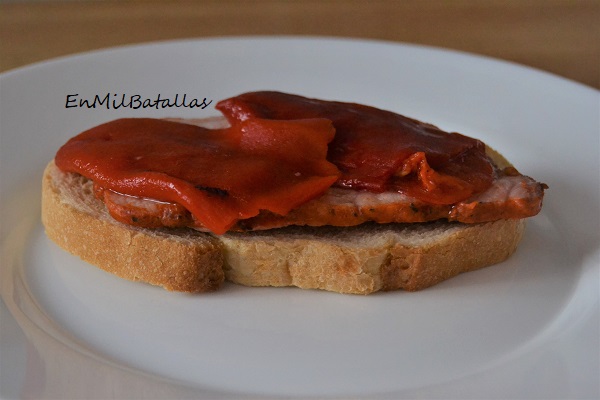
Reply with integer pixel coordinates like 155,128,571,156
42,161,526,294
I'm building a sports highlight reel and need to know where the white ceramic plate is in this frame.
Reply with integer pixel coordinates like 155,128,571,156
1,37,598,399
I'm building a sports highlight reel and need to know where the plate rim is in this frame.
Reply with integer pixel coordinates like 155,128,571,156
2,35,598,94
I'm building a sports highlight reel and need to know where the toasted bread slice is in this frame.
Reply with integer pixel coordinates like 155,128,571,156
42,161,525,294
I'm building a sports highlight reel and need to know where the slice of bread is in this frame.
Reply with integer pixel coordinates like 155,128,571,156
42,161,525,295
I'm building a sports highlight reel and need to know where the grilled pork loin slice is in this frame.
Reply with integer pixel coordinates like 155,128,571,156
88,114,545,232
96,168,545,232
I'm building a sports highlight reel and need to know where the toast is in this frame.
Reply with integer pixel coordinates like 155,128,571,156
42,160,525,295
43,91,544,294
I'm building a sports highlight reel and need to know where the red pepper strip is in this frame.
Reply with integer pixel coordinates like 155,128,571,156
55,117,340,234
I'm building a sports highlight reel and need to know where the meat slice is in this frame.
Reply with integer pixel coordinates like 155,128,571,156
89,113,546,233
97,172,546,232
449,174,547,223
95,184,193,228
